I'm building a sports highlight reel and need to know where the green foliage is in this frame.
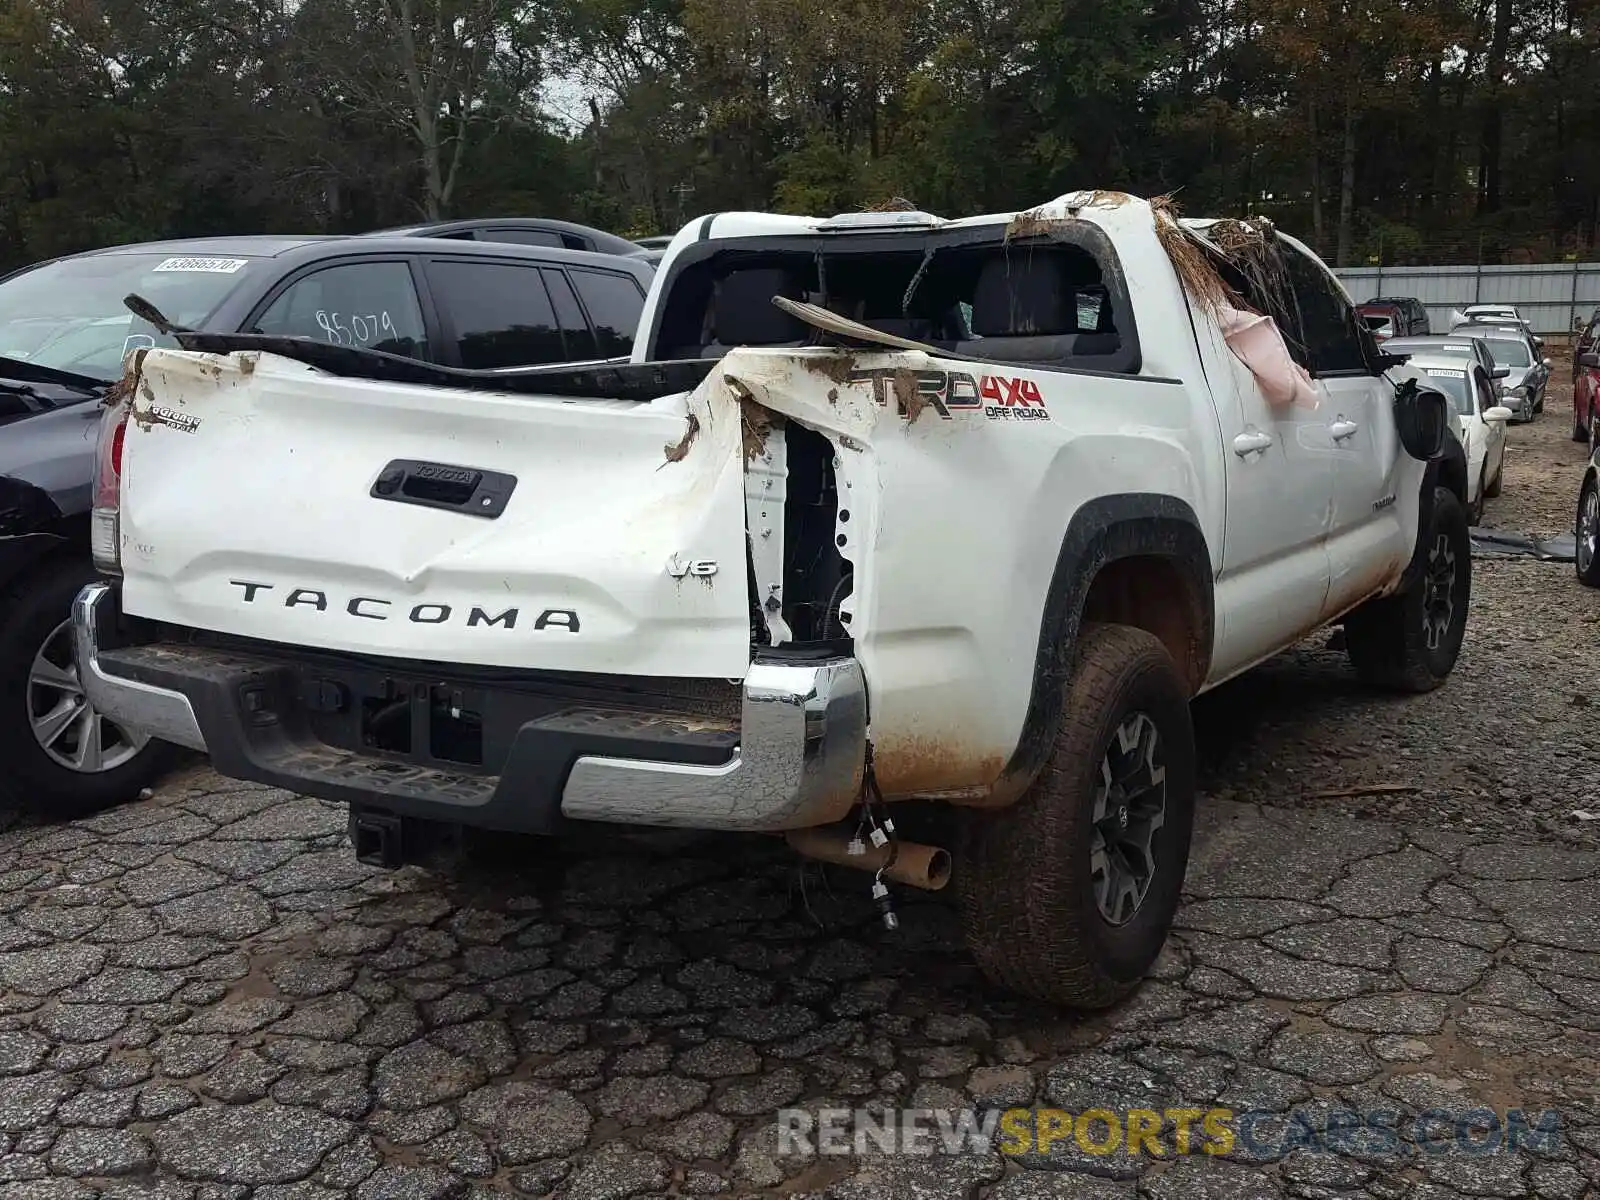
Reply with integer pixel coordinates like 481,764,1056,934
0,0,1592,270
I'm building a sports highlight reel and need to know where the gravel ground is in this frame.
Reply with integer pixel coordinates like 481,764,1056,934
0,363,1597,1199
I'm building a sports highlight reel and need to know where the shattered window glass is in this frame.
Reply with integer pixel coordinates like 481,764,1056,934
652,232,1134,371
1281,246,1369,374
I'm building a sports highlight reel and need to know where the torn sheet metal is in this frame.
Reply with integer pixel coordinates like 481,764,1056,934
771,296,942,355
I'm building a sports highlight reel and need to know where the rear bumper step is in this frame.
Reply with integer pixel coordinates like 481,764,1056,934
73,582,867,834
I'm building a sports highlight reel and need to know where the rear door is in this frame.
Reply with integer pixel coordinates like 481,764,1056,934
1279,241,1411,621
567,266,647,359
422,257,577,370
540,268,601,361
1212,251,1332,679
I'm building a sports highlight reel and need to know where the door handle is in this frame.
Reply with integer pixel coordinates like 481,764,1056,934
1232,430,1273,457
1329,417,1359,442
370,459,518,518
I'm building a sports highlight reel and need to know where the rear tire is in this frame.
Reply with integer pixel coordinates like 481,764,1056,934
0,558,178,818
1344,485,1471,693
958,624,1196,1009
1577,478,1600,588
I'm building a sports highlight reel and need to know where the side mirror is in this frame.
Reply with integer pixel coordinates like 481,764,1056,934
1491,366,1511,379
1483,405,1513,423
1393,377,1448,460
1542,358,1553,370
1580,352,1600,369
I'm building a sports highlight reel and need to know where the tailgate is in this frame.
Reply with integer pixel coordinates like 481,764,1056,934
117,350,752,678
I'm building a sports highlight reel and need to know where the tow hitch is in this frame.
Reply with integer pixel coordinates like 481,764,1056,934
350,809,405,868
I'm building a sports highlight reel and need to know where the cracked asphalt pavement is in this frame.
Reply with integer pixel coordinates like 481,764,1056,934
1,376,1597,1199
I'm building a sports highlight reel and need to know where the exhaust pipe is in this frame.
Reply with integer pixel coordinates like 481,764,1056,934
785,828,952,891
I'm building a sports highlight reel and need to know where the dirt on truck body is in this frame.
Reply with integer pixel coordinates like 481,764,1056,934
79,192,1462,1009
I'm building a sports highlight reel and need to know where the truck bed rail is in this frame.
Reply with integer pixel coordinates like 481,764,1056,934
169,331,721,401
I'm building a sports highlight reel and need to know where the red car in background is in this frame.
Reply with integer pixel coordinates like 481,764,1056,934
1576,348,1600,447
1576,308,1600,384
1357,297,1430,342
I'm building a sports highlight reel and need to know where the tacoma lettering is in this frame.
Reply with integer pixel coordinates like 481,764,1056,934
228,581,577,633
347,598,390,619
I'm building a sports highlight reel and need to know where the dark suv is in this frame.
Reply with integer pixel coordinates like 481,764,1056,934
369,218,654,260
1357,296,1430,341
0,234,653,816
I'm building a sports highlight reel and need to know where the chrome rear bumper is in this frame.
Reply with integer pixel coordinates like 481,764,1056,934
72,581,866,832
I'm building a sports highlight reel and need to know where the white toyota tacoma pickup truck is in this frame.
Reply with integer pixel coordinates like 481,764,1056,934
73,193,1466,1007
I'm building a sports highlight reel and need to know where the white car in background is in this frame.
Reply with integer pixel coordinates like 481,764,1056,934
1464,303,1522,322
1384,334,1508,384
1451,304,1546,354
1408,353,1513,524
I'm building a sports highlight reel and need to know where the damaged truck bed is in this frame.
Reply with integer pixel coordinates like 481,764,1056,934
75,191,1465,1008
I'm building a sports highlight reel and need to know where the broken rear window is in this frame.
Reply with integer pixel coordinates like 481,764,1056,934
649,225,1139,375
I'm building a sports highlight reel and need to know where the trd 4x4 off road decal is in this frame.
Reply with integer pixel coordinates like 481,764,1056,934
848,369,1050,422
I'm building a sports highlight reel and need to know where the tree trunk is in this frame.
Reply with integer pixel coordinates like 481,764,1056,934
1422,61,1441,213
1480,0,1512,215
420,112,444,221
1445,0,1490,220
324,175,342,228
1309,97,1324,253
588,97,605,189
1336,90,1356,266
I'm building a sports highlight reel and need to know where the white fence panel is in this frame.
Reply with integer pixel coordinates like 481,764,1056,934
1333,262,1600,335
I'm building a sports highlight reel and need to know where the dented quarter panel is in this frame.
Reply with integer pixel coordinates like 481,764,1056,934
697,198,1244,800
715,324,1220,801
118,348,754,677
0,400,101,519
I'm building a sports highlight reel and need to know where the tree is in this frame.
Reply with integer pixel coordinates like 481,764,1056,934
0,0,1593,272
285,0,546,219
